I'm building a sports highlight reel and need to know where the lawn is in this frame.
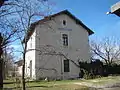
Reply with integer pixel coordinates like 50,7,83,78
3,76,120,90
83,75,120,85
4,80,90,90
3,79,90,90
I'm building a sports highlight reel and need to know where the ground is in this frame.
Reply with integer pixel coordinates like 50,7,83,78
3,76,120,90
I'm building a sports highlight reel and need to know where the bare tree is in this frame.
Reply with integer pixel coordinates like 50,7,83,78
8,0,52,90
0,0,24,17
0,1,20,87
3,48,15,79
0,26,18,89
0,0,53,89
90,37,120,65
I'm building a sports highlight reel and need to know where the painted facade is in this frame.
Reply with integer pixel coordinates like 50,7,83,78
25,10,94,80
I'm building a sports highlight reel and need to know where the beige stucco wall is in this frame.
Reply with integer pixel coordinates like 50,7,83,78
34,13,91,80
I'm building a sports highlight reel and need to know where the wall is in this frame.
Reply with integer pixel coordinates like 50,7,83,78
25,30,36,79
34,13,91,80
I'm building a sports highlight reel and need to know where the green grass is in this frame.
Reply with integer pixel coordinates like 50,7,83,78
26,84,89,90
4,79,89,90
4,81,89,90
84,76,120,85
3,76,120,90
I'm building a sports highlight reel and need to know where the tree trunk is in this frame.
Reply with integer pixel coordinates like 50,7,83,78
0,59,3,89
0,33,3,89
22,42,27,90
22,52,26,90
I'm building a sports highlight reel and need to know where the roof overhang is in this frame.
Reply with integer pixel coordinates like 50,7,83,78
111,1,120,17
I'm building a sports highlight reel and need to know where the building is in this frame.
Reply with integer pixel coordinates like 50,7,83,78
25,10,94,80
108,1,120,17
15,60,23,76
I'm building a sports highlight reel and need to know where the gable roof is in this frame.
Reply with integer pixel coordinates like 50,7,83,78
24,10,94,43
15,60,23,67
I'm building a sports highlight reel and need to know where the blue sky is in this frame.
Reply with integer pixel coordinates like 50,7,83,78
13,0,120,60
53,0,120,40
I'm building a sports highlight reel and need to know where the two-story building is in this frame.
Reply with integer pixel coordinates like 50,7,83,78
25,10,94,80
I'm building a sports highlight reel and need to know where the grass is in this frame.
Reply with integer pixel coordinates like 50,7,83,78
26,84,90,90
3,76,120,90
84,76,120,85
3,79,89,90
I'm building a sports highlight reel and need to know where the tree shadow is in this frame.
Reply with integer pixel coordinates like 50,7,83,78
27,85,53,88
3,85,53,90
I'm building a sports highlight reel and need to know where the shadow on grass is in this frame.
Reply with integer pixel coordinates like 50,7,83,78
27,85,53,88
3,82,16,84
4,85,53,90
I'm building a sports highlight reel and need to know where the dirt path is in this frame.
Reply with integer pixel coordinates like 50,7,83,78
74,82,120,90
98,87,120,90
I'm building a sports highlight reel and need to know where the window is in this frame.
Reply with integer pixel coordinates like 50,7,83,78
63,20,66,26
62,34,68,46
64,60,70,72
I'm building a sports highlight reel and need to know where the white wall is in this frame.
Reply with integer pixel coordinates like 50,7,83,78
25,30,36,79
34,13,91,79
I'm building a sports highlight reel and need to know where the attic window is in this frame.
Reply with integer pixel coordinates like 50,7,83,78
63,20,66,26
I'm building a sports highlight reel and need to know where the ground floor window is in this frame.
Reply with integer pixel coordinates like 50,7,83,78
64,59,70,72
